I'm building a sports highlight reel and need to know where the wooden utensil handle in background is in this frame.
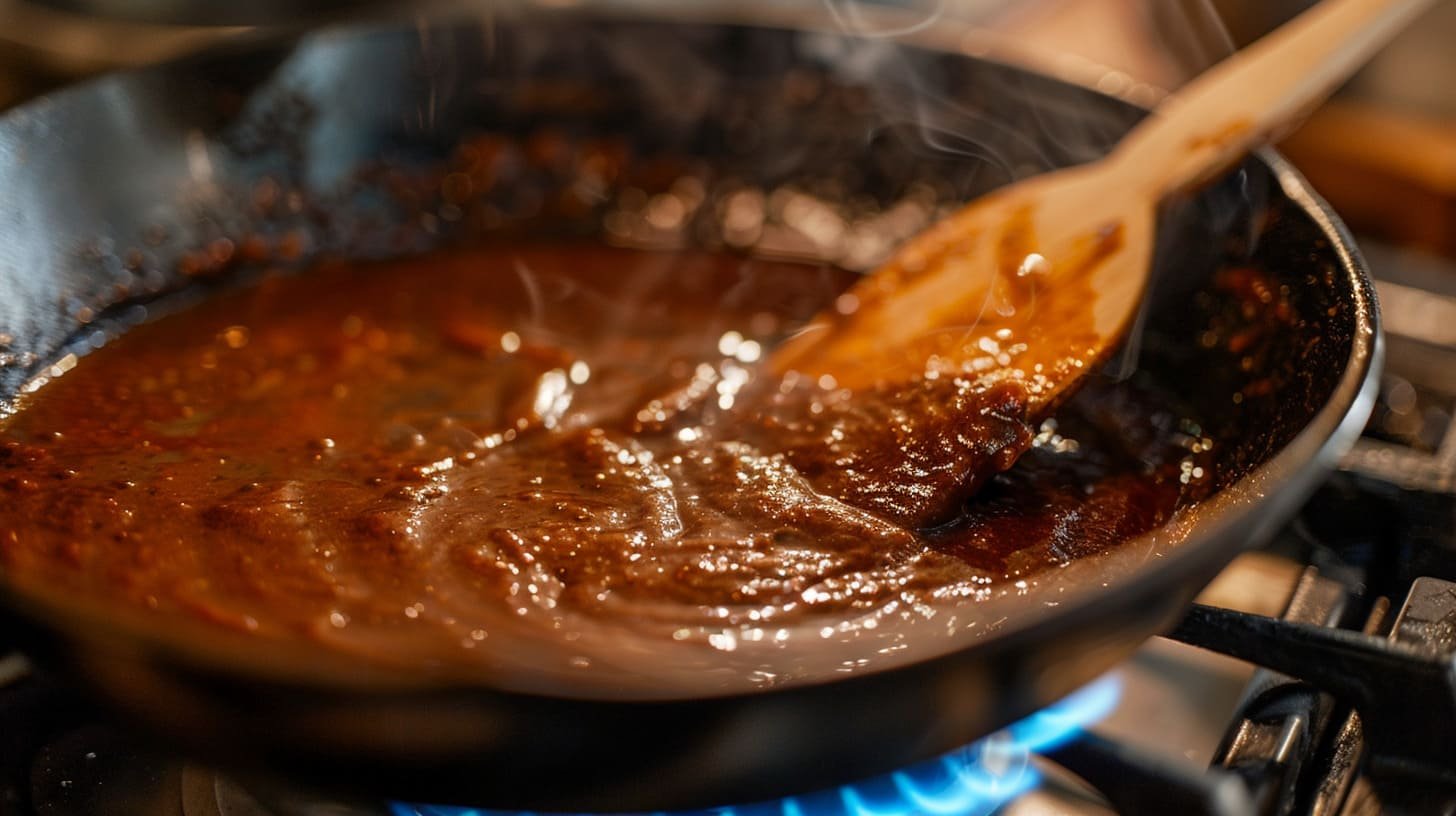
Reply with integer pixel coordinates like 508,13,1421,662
1111,0,1438,199
1281,100,1456,257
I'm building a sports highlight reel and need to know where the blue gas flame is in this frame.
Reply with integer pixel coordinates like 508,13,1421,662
396,673,1120,816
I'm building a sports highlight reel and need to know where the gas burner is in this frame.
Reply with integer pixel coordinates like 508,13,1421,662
0,660,1123,816
226,677,1121,816
531,676,1112,816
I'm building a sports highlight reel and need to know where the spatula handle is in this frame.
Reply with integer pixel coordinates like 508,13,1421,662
1112,0,1437,197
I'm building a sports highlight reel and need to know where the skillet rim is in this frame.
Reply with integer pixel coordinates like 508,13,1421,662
0,0,1379,738
0,6,1380,699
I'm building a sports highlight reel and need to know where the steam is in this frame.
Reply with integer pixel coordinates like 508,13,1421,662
512,257,548,328
821,0,949,39
808,0,1268,383
403,0,1264,384
1143,0,1238,82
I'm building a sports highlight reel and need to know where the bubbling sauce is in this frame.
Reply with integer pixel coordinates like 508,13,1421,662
0,246,1211,694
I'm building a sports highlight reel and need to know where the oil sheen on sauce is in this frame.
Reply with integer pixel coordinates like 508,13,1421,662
0,246,1211,695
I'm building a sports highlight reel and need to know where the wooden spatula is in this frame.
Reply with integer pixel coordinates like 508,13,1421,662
772,0,1432,408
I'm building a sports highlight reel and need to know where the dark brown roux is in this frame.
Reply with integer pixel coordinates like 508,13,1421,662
0,246,1212,687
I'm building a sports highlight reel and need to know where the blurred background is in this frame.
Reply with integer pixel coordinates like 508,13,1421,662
1,0,1451,251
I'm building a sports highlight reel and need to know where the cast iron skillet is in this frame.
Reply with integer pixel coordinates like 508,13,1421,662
0,6,1379,811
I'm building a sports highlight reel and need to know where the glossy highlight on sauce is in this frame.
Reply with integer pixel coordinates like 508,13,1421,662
0,246,1213,694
